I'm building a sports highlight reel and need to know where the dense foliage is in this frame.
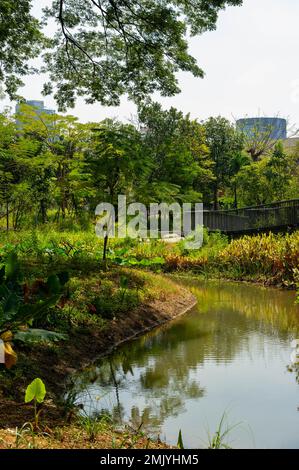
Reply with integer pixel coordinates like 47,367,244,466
0,0,43,100
0,103,298,231
0,0,243,108
1,227,298,286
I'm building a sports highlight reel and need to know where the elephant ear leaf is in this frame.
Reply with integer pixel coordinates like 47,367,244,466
15,329,68,344
25,378,46,404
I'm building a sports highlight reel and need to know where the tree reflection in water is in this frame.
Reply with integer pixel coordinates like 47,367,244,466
68,280,299,443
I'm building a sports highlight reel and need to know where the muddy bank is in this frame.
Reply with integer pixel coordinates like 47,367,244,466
47,282,196,395
0,279,196,430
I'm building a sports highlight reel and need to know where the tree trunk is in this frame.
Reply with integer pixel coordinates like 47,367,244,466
6,201,9,232
213,182,219,211
103,234,108,261
234,184,238,209
40,200,47,224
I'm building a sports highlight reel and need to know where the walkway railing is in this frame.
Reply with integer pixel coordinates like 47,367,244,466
202,199,299,234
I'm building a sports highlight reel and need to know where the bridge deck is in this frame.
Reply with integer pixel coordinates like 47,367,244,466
202,199,299,235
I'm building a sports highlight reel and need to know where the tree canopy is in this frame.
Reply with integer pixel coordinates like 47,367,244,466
0,0,243,109
0,0,44,100
0,103,297,232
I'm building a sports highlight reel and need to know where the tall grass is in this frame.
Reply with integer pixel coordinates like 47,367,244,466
1,226,298,285
206,412,241,449
219,232,299,284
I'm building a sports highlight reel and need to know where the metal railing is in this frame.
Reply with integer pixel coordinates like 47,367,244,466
202,199,299,234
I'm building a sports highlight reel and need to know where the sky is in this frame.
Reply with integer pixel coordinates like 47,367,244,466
2,0,299,130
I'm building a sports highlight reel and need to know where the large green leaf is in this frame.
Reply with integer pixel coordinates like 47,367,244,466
15,329,68,344
151,257,165,265
25,378,46,404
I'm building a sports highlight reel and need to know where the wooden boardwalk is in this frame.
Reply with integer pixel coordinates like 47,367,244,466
202,199,299,235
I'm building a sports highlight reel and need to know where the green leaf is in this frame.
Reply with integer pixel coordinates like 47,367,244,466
151,257,165,265
15,329,68,344
25,378,46,404
120,275,128,289
3,292,19,316
5,252,19,281
177,429,184,449
139,259,151,266
46,274,61,294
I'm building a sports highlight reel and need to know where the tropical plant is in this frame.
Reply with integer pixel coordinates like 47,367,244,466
204,116,244,209
0,252,69,368
25,378,47,430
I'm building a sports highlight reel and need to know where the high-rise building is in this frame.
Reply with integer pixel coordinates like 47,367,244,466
15,99,56,117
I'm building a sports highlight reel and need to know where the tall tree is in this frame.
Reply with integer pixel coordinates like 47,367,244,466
16,103,92,221
87,119,143,259
0,111,35,230
87,119,143,207
204,116,244,210
265,142,291,201
238,119,284,162
0,113,17,230
137,102,213,204
236,159,273,207
228,151,251,208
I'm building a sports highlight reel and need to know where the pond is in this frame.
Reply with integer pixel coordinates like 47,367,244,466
70,280,299,449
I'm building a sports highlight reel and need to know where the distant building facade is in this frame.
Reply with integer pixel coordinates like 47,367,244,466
15,100,56,117
15,100,56,133
236,117,287,140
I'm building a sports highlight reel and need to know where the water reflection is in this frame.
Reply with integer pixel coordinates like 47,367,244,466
70,280,299,448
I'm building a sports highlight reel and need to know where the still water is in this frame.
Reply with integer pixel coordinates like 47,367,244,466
71,280,299,449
